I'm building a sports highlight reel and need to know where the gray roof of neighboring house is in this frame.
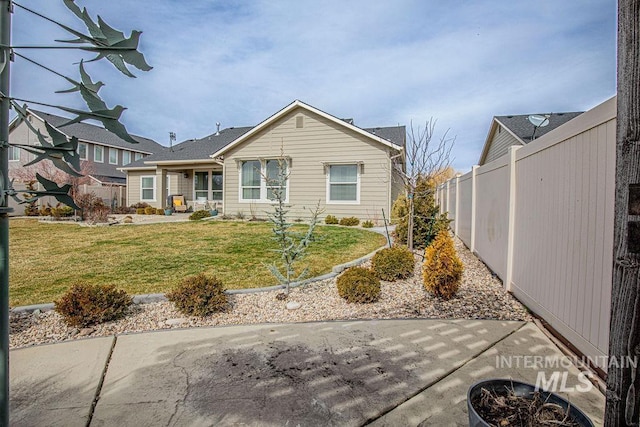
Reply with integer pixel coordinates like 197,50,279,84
123,123,405,169
30,109,165,154
496,112,584,143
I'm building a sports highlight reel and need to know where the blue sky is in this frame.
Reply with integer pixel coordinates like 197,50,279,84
11,1,616,171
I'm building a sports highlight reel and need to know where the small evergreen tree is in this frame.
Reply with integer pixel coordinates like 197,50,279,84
393,175,449,249
265,157,322,295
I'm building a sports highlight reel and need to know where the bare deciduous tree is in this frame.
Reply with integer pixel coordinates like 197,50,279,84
392,119,455,250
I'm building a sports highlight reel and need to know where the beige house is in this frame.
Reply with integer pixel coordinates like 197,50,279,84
121,100,406,220
478,111,583,165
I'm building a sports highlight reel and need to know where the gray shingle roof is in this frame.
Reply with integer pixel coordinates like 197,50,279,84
496,112,583,143
364,126,406,147
123,123,405,169
30,109,164,154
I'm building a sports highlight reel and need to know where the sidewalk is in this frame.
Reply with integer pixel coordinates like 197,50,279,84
9,319,605,426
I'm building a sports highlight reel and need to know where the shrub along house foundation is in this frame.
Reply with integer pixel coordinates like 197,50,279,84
121,100,407,220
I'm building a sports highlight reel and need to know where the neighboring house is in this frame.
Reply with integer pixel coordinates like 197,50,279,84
478,111,583,165
8,107,164,211
121,100,406,220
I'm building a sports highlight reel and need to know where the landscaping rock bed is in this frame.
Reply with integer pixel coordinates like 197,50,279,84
9,238,532,349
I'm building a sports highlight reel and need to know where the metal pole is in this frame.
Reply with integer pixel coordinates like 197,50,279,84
0,1,10,425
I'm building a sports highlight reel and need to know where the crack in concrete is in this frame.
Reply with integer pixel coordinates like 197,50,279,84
360,322,527,426
86,335,118,427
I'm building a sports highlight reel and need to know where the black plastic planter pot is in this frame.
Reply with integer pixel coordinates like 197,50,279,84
467,379,594,427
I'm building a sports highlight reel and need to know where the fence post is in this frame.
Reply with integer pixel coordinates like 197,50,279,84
470,165,478,253
505,146,520,292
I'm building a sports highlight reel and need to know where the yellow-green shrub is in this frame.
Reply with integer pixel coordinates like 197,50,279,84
339,216,360,226
423,231,463,299
136,208,145,215
166,273,228,316
54,283,132,327
144,206,155,215
156,208,165,215
336,266,381,303
372,246,415,281
325,215,339,224
362,220,374,228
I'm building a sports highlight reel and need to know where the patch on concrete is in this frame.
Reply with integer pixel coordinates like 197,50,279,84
186,342,419,426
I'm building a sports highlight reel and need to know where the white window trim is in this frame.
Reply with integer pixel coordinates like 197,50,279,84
122,150,131,165
134,152,143,161
8,145,20,162
78,142,88,161
109,147,118,165
140,175,156,202
238,159,289,203
94,145,104,163
326,163,361,205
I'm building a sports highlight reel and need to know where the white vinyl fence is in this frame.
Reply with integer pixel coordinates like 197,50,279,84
438,96,616,372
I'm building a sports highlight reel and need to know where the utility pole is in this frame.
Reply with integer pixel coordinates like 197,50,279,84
604,0,640,425
0,0,10,424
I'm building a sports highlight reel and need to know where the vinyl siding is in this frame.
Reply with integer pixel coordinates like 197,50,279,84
482,126,521,164
223,107,398,220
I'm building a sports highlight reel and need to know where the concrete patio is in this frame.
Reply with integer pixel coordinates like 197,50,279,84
9,319,605,426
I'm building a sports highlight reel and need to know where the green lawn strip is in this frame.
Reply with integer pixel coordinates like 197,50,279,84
9,219,386,307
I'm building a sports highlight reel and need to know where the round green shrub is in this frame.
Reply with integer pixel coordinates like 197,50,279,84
166,273,228,317
339,216,360,226
144,206,156,215
371,246,415,281
189,210,211,220
136,208,145,215
156,208,165,215
325,215,339,224
336,266,381,303
362,220,374,228
54,283,132,328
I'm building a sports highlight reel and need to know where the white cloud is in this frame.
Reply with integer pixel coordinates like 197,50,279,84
10,0,615,171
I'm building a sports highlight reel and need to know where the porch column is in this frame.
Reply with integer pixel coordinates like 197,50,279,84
156,168,167,208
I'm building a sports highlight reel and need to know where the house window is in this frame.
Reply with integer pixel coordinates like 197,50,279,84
194,171,209,200
122,150,131,165
212,171,223,201
140,176,155,201
78,142,88,160
328,164,359,203
241,160,261,200
8,145,20,161
265,159,287,201
109,148,118,165
240,159,288,202
94,145,104,163
134,152,143,161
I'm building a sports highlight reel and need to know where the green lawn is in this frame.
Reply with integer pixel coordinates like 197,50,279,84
9,219,386,307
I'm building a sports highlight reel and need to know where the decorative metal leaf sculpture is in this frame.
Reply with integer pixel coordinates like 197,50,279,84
11,102,81,176
55,60,104,96
22,174,80,210
55,86,138,144
60,0,153,78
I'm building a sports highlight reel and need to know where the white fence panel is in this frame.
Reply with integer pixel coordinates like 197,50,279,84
474,157,510,279
510,100,616,370
440,96,616,371
457,172,473,247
